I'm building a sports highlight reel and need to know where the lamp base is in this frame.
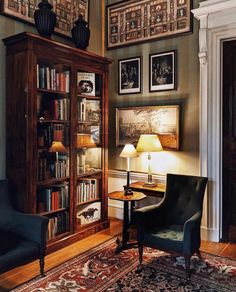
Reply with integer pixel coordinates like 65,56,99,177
143,182,157,187
124,188,133,196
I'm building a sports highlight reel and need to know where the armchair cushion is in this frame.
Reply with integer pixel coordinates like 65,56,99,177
143,224,184,253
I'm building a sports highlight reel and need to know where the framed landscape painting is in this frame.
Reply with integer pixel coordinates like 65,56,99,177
150,50,177,92
118,56,141,94
106,0,192,49
1,0,89,38
116,105,179,150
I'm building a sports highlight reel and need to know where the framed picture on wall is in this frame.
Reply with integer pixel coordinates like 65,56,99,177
149,50,177,92
118,56,141,95
116,105,179,150
106,0,192,49
1,0,89,38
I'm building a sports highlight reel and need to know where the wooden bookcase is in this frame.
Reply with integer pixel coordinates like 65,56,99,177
3,32,112,253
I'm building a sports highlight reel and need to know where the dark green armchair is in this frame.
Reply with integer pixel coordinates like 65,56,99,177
134,173,208,279
0,180,49,276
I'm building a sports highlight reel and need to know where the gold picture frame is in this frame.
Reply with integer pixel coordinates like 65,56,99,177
106,0,192,49
1,0,89,38
116,105,180,150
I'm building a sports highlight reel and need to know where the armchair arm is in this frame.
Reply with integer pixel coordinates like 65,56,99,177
0,209,49,253
183,211,202,255
134,201,166,230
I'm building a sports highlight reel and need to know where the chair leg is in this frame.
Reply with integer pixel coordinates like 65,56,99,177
184,255,191,280
40,256,46,277
138,244,143,265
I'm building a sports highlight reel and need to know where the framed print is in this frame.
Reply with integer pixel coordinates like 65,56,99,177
106,0,192,49
116,105,179,150
118,56,141,95
150,50,176,92
1,0,89,38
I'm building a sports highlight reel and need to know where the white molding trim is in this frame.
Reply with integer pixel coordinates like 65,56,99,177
192,0,236,242
108,169,166,184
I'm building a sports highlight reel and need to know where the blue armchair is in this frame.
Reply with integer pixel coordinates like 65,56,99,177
134,173,208,279
0,180,49,276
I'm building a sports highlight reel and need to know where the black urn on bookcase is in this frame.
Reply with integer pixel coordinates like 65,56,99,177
71,14,90,50
34,0,56,38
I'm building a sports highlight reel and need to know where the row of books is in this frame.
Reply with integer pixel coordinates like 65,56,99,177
37,184,69,213
37,95,70,121
78,98,100,122
37,124,70,147
37,64,70,93
76,179,99,204
47,211,70,240
38,153,69,181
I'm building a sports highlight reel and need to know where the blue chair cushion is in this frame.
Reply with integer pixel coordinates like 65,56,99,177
0,231,39,272
143,224,184,253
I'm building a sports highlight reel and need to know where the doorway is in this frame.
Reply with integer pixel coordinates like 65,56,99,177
222,40,236,242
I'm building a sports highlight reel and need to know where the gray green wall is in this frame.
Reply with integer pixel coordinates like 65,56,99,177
106,0,200,176
0,0,102,179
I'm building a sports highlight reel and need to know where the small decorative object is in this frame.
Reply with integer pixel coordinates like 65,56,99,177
71,14,90,50
34,0,56,38
120,144,138,195
150,50,177,92
136,134,163,187
118,57,141,95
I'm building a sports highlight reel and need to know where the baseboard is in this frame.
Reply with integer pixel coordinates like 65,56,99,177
201,226,220,242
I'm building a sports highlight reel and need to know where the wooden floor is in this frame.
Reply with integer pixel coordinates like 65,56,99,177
0,218,236,291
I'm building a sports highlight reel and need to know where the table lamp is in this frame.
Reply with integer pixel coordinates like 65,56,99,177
136,134,163,187
76,133,96,148
120,144,138,195
49,141,67,162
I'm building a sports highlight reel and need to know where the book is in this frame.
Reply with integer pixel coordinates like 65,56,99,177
90,125,100,144
77,72,95,96
85,100,100,122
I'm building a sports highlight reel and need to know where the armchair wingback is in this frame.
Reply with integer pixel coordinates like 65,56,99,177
0,180,49,276
134,173,208,279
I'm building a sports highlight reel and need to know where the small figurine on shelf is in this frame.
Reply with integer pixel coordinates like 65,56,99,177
71,14,90,50
34,0,57,38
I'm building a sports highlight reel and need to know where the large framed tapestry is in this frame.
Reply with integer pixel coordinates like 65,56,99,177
1,0,89,38
106,0,192,49
116,105,179,150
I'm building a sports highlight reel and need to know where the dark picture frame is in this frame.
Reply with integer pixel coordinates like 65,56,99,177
116,105,179,150
149,50,177,92
106,0,192,49
118,56,141,95
1,0,89,38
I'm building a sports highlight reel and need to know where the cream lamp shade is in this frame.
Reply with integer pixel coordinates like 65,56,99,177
136,134,163,152
120,144,138,158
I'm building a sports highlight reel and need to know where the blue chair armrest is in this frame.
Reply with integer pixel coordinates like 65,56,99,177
183,212,202,254
0,210,49,253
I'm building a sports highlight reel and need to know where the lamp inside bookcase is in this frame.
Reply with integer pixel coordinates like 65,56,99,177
49,141,67,162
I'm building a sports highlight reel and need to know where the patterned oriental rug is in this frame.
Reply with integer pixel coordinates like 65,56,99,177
12,238,236,292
